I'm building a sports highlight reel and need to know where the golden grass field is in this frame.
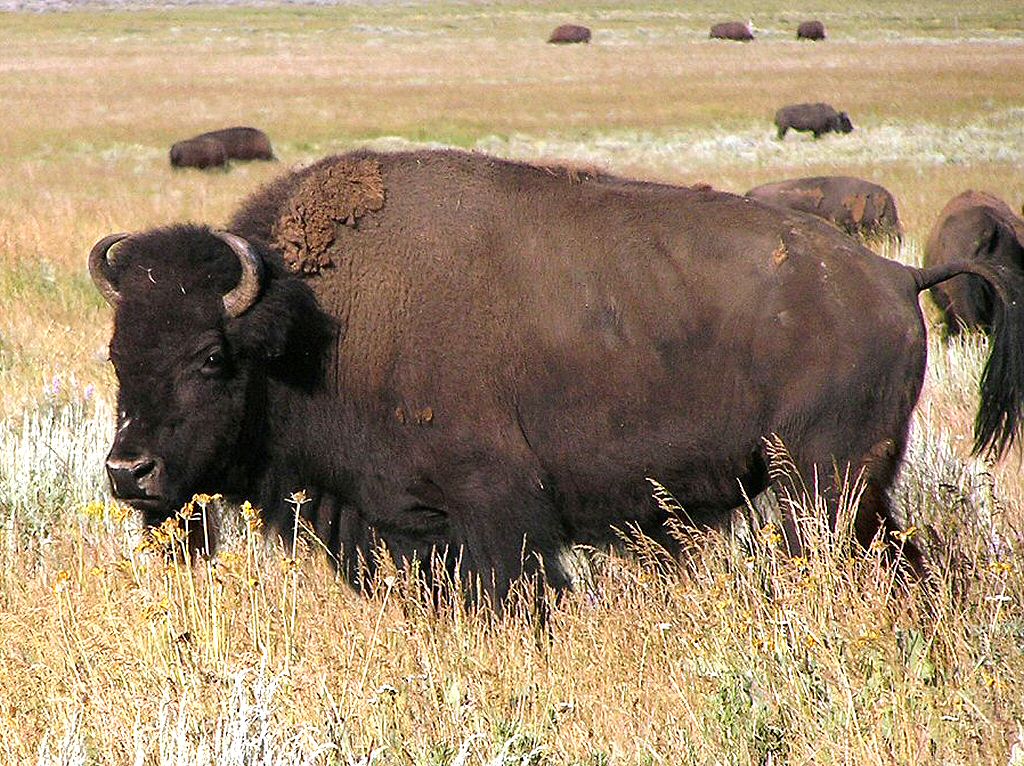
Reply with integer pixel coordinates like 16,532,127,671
2,1,1024,763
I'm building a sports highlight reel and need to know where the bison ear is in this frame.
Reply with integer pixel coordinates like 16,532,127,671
226,277,336,365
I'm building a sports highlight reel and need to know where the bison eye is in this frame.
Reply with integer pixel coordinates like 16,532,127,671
200,348,228,377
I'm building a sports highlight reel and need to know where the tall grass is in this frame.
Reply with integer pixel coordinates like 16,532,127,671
1,312,1022,765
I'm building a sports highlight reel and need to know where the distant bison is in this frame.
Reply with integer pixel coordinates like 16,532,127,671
796,20,827,40
710,21,754,41
774,102,853,140
192,126,274,161
169,138,228,170
745,176,903,244
548,24,591,44
89,149,1024,601
924,190,1024,334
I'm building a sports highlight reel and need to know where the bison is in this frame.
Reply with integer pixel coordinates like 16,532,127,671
710,21,754,41
796,20,827,40
190,126,274,162
745,176,903,245
774,103,853,140
89,149,1024,602
169,138,228,170
924,190,1024,334
548,24,591,44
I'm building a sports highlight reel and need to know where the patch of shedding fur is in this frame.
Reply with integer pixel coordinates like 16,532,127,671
846,193,869,224
771,240,789,267
271,157,385,275
536,160,603,185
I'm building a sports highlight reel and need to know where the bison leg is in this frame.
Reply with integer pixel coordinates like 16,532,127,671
777,435,925,577
852,439,926,578
776,125,787,141
444,461,570,606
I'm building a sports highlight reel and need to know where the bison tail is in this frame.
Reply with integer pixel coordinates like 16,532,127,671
913,260,1024,457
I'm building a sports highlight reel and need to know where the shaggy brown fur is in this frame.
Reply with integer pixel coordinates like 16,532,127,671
710,21,754,41
774,103,853,140
190,126,274,161
93,149,1024,602
271,157,385,274
548,24,591,44
169,138,228,170
745,176,903,244
925,190,1024,334
797,20,827,40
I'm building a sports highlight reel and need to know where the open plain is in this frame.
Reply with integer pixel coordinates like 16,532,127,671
2,1,1024,763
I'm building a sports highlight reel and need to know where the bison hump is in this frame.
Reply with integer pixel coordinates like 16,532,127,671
272,157,386,274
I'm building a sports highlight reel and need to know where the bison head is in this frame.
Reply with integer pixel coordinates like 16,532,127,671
89,225,329,527
836,112,854,134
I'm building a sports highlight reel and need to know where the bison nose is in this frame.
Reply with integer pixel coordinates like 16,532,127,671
106,455,164,499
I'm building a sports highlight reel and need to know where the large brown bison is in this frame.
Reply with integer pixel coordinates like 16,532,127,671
548,24,591,44
796,20,827,40
774,103,853,140
924,190,1024,334
710,21,754,41
89,149,1024,601
745,176,903,244
169,138,228,170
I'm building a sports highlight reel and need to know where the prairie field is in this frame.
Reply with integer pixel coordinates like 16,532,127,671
2,1,1024,764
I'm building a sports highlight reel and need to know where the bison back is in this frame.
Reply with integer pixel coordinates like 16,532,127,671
710,21,754,41
548,24,591,43
774,103,838,131
193,127,274,161
746,176,902,243
924,191,1024,333
169,137,228,169
797,20,826,40
229,149,927,532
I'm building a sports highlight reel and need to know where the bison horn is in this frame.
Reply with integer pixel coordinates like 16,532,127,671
88,232,131,307
214,231,264,318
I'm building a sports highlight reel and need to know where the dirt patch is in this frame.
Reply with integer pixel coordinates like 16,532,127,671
272,157,385,274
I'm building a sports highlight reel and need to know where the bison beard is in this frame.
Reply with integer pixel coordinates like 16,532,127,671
90,149,1024,604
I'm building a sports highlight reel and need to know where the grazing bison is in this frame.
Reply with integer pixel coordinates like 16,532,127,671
774,103,853,140
90,149,1024,601
796,20,827,40
192,126,274,162
710,21,754,41
924,190,1024,334
169,138,228,170
745,176,903,244
548,24,591,44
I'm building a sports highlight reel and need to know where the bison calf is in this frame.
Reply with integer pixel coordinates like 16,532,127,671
169,138,228,170
774,102,853,140
710,20,754,41
796,20,827,40
745,176,903,245
548,24,591,44
924,190,1024,334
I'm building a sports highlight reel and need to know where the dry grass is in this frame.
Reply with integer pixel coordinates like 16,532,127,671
3,1,1024,763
